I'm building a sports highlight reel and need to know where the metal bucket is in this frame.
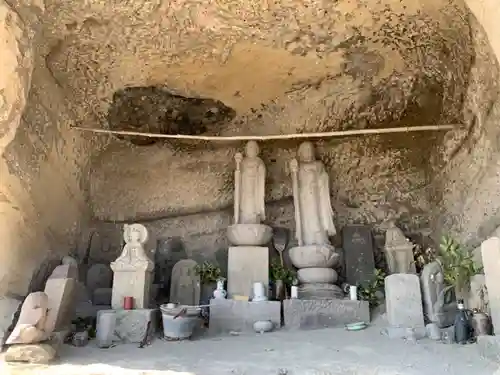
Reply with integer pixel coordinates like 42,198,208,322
160,304,200,340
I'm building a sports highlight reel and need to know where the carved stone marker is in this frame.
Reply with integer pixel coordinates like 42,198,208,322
226,141,272,246
86,264,113,293
288,142,341,299
384,273,425,338
169,259,200,306
420,261,456,328
111,224,154,309
43,265,78,333
342,225,375,286
384,222,416,274
481,237,500,333
227,246,269,298
96,309,158,343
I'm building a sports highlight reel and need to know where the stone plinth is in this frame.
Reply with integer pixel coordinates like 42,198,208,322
289,245,341,299
111,223,154,309
283,299,370,330
227,246,269,298
208,299,280,335
96,308,158,343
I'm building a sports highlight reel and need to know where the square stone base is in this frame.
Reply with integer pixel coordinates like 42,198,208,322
208,299,280,335
283,299,370,330
97,308,159,343
476,335,500,362
227,246,269,298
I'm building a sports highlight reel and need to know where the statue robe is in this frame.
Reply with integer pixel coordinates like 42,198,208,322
296,160,336,245
238,157,266,224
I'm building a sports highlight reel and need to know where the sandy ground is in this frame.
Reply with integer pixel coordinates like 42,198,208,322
2,323,500,375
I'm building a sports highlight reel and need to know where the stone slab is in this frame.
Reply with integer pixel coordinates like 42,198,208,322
0,296,22,349
227,246,269,298
208,299,280,335
283,299,370,330
4,343,57,364
96,308,158,343
476,335,500,362
342,225,375,285
385,273,424,329
481,237,500,334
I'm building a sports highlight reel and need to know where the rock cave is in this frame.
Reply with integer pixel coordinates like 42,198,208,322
1,0,500,370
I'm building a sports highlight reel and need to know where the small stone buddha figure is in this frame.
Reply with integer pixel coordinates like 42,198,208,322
233,140,266,224
290,141,336,246
113,223,152,267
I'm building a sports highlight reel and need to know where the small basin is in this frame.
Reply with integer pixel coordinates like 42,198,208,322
253,320,274,333
227,224,273,246
289,245,339,268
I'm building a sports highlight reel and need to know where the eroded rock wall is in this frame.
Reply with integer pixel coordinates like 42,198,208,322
431,8,500,248
0,0,98,298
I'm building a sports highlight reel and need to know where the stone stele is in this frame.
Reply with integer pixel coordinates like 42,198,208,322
111,223,154,309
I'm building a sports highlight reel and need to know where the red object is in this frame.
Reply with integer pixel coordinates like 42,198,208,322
123,296,134,310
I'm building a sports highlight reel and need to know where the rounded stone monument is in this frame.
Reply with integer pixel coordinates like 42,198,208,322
287,142,342,299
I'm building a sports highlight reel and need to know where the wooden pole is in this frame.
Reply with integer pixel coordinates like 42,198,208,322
70,124,459,141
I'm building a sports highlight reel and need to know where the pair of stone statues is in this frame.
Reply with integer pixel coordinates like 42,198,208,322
230,140,336,246
228,140,341,298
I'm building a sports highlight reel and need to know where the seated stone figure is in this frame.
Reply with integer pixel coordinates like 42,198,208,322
6,292,50,345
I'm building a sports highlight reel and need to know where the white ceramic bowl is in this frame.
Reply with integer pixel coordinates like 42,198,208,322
288,245,339,268
253,320,274,333
226,224,273,246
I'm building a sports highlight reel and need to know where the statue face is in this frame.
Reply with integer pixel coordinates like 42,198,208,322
128,228,141,243
297,142,315,162
245,141,259,157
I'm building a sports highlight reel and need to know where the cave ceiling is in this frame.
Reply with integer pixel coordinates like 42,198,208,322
36,0,473,141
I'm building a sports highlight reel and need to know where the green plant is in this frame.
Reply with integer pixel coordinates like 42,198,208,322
438,235,482,293
194,261,222,284
357,268,386,308
270,259,296,285
412,244,437,273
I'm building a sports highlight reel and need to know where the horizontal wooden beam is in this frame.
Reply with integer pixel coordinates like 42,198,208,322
70,124,460,141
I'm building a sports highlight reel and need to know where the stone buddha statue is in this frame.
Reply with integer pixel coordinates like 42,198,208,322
226,141,272,246
290,141,336,246
288,142,341,299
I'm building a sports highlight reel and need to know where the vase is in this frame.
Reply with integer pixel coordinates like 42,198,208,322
213,279,227,299
200,282,216,304
274,280,285,301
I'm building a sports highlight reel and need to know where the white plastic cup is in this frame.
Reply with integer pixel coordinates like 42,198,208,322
349,285,358,301
291,286,299,299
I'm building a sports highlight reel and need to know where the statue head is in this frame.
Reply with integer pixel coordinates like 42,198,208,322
297,141,315,162
123,223,148,245
245,141,260,158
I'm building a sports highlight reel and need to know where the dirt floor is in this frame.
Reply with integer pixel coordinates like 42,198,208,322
2,322,500,375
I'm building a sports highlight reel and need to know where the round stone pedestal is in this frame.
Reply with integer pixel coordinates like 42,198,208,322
297,267,337,284
298,283,344,299
226,224,273,246
288,244,339,268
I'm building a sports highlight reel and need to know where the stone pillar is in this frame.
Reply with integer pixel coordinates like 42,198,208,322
110,224,154,309
481,237,500,333
384,223,416,274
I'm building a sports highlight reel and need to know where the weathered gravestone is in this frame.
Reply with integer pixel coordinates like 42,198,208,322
169,259,200,306
384,273,425,339
342,225,375,285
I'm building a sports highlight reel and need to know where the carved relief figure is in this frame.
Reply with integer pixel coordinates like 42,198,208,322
169,259,200,306
113,223,152,268
290,141,336,246
233,140,266,224
7,292,50,344
420,261,457,328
